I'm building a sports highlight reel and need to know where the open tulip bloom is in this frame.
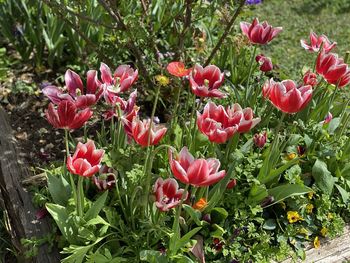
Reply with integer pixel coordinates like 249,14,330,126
167,61,192,77
316,51,350,88
46,100,93,130
189,64,225,98
43,69,103,109
67,140,105,177
100,63,138,94
300,32,336,53
263,79,313,114
131,117,167,147
240,18,282,45
169,147,226,187
153,178,188,212
197,101,261,143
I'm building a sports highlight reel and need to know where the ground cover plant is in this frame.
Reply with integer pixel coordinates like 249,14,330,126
1,0,350,262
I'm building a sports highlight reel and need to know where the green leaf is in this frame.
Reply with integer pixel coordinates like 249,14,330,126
62,237,104,263
335,184,349,203
140,250,168,263
183,204,202,226
261,158,299,184
47,172,71,206
210,208,228,224
327,117,341,134
174,227,202,253
262,218,276,230
248,184,268,204
84,191,109,221
267,184,312,206
312,159,335,195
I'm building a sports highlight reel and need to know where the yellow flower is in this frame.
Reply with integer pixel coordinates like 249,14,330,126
298,227,309,237
306,204,314,214
308,192,314,200
155,75,170,86
287,211,303,223
192,198,207,211
285,152,297,160
314,236,320,249
320,227,328,237
327,213,334,220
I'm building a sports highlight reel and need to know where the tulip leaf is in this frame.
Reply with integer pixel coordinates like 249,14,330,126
312,159,335,195
47,172,71,206
84,190,109,221
210,208,228,224
140,250,168,263
267,184,312,207
261,158,300,184
327,117,341,134
335,184,349,203
248,183,268,204
174,227,202,253
183,204,202,226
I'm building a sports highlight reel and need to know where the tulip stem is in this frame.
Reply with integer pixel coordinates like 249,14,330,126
116,104,123,149
246,45,258,104
180,90,192,146
170,82,183,133
225,133,240,164
169,184,189,255
77,176,84,217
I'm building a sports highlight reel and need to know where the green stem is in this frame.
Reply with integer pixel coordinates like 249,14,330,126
116,104,123,149
170,84,182,132
77,176,84,217
65,129,78,214
246,45,258,104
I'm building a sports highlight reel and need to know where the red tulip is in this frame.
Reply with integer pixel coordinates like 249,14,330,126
197,101,260,143
153,177,187,212
46,100,93,130
226,179,237,189
256,54,273,72
253,131,267,148
100,63,138,94
167,62,192,77
131,118,167,146
189,64,225,98
303,70,318,87
43,70,102,109
300,32,336,53
169,147,226,187
322,112,333,125
240,18,282,45
67,140,104,177
316,51,350,88
263,79,313,114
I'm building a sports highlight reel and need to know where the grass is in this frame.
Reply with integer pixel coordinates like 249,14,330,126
247,0,350,79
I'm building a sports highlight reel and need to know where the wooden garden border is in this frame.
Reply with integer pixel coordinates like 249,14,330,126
0,106,60,263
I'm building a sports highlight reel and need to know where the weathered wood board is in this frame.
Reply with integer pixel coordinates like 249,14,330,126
0,106,60,262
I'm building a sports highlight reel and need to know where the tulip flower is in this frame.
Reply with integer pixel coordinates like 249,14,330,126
131,117,167,146
321,112,333,125
100,63,138,94
153,177,187,212
43,69,102,109
92,174,116,191
316,51,350,88
263,79,312,114
300,32,336,53
189,64,225,98
197,101,260,143
240,18,282,45
253,131,267,148
303,70,318,87
226,179,237,189
169,147,226,187
46,100,93,130
256,54,273,72
167,61,192,77
67,140,104,177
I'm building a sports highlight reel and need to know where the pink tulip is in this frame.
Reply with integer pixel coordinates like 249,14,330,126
100,63,138,94
316,51,350,88
303,70,318,87
167,62,192,77
253,131,267,148
263,79,313,114
300,32,336,53
46,100,93,130
226,179,237,189
67,140,104,177
131,118,167,147
322,112,333,125
189,64,225,98
197,101,260,143
43,70,102,109
240,18,282,45
256,54,273,72
169,147,226,187
153,178,187,212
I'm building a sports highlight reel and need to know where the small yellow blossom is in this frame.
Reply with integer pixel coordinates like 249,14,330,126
286,152,297,160
192,198,207,211
155,75,170,86
314,236,320,249
308,192,314,200
327,213,334,220
298,227,309,237
306,204,314,214
280,201,286,210
287,211,303,223
320,227,328,237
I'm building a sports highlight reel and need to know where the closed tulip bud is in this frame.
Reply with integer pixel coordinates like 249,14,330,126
256,54,273,72
253,131,267,148
303,70,318,87
322,112,333,125
260,195,274,208
202,214,211,223
227,179,237,189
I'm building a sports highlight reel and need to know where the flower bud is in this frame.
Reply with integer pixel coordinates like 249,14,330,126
256,54,273,72
227,179,237,189
303,70,318,87
253,131,267,148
